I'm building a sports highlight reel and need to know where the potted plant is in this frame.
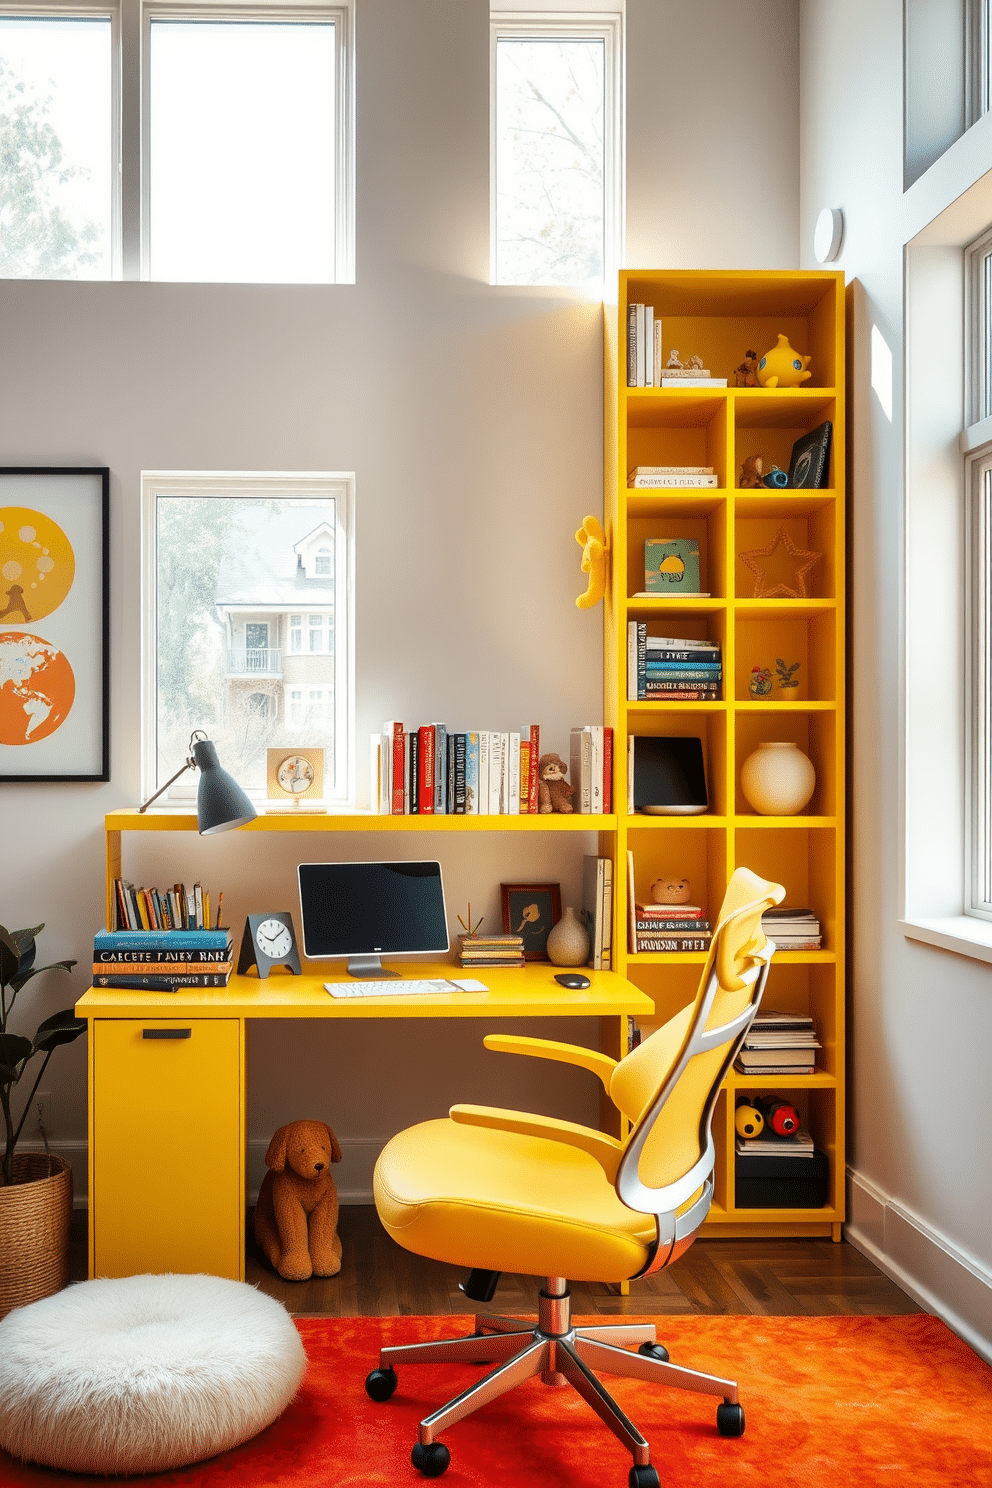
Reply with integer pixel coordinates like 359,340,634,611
0,922,85,1317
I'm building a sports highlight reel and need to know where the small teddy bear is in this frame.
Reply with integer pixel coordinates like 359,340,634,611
254,1118,343,1282
537,753,575,814
739,454,764,488
650,876,693,905
732,349,760,387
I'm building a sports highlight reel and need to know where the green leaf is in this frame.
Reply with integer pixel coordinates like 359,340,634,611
11,959,77,993
0,1032,33,1069
32,1009,87,1052
0,925,40,986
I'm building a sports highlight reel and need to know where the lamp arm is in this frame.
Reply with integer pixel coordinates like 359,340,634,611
138,758,194,813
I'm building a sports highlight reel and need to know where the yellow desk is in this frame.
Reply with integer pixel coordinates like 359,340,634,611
76,962,655,1281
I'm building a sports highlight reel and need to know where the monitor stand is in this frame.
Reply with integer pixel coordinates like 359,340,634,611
346,955,399,979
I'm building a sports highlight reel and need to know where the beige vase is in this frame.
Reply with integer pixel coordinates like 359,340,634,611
740,741,816,816
546,906,590,967
0,1153,73,1319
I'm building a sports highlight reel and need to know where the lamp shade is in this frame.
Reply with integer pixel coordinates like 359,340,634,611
191,738,258,834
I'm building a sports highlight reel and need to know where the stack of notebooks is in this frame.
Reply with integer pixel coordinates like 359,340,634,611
734,1008,821,1075
93,926,234,992
456,933,525,969
736,1124,815,1159
761,905,822,950
626,623,722,702
631,900,711,953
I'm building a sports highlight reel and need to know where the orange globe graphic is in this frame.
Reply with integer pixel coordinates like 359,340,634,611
0,632,75,744
0,506,75,623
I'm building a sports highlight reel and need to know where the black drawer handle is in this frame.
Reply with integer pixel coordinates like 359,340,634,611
142,1028,192,1040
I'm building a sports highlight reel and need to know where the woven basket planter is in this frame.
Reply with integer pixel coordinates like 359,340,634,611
0,1154,72,1319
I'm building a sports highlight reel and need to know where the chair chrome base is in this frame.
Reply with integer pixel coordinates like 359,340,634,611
372,1277,740,1478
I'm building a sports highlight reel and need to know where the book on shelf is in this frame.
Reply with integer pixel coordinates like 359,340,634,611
626,304,662,386
94,946,232,964
110,882,224,934
96,925,232,949
628,473,719,488
627,622,722,701
582,854,613,971
762,906,822,948
634,901,704,918
628,466,714,479
659,376,728,388
383,720,405,814
734,1048,817,1071
634,916,710,933
92,970,231,991
568,725,612,815
644,538,702,595
93,960,233,977
636,934,711,952
653,367,713,379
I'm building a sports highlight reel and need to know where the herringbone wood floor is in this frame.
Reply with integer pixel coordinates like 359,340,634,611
243,1205,921,1319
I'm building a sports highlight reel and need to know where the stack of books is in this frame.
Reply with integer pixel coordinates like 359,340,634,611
736,1124,815,1159
93,926,234,992
761,906,822,950
111,878,222,932
632,900,711,953
373,723,542,816
627,465,718,488
734,1009,821,1075
456,933,525,969
626,623,722,702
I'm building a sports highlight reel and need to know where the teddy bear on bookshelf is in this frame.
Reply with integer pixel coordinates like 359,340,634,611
739,454,765,488
650,876,693,904
537,753,575,814
732,349,760,387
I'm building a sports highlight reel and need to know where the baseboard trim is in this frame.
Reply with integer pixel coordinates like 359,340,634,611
248,1135,380,1206
846,1166,992,1365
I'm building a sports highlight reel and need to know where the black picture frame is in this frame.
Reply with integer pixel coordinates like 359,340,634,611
0,467,110,781
787,422,832,490
500,882,562,961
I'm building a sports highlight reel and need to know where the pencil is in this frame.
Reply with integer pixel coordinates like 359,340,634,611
216,892,224,929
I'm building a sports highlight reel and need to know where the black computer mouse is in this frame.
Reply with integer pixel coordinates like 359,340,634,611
554,972,591,989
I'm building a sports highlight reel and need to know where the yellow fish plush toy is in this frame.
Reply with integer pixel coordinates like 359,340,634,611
756,333,812,388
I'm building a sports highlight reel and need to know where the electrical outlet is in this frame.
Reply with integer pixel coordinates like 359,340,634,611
34,1091,51,1133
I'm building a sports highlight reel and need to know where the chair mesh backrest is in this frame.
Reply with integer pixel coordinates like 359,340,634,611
609,867,783,1194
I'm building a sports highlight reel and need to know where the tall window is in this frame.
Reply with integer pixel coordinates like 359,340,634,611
0,7,116,278
146,10,350,282
490,12,622,288
142,472,354,804
965,226,992,917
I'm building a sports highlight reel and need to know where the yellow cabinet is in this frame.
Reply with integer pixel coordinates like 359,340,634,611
91,1018,244,1279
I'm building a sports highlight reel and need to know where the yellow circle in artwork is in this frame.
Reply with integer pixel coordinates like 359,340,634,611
0,507,75,623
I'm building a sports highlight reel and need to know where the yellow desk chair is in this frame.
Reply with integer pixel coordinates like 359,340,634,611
365,867,785,1487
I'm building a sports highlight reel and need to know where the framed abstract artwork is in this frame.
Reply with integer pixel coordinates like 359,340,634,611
0,467,110,781
500,882,561,961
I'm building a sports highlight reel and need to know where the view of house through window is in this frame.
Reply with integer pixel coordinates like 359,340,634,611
492,17,620,288
0,13,113,278
147,479,353,803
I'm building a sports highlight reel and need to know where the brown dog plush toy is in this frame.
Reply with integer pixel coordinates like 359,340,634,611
254,1119,343,1281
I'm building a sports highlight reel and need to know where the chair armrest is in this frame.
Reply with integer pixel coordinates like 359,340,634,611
449,1103,623,1181
482,1034,617,1091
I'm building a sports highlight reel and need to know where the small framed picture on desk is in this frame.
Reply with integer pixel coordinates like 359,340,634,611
500,882,561,961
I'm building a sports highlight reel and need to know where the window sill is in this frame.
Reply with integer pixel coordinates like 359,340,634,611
899,916,992,965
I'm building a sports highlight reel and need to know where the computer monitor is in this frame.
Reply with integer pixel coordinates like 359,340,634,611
297,860,449,978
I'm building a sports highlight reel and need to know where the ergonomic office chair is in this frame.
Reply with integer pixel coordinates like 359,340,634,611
365,866,785,1487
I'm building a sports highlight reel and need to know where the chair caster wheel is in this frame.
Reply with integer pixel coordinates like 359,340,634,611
716,1401,745,1437
637,1341,670,1363
364,1366,397,1402
412,1440,451,1477
629,1464,660,1488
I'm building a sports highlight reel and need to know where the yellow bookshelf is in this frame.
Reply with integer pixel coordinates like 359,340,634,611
603,270,845,1240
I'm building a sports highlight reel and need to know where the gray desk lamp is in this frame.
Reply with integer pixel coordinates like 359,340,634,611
139,730,257,833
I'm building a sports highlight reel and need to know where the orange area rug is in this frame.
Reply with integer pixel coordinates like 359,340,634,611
0,1313,989,1487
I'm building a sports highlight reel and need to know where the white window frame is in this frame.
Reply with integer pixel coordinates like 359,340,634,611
140,470,356,804
963,225,992,920
489,9,624,290
0,0,124,278
139,0,355,283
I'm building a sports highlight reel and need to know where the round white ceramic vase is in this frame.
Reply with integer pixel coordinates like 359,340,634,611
739,741,815,816
546,906,590,967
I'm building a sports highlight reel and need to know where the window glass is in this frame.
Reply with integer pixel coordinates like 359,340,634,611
147,478,353,802
0,13,113,278
148,18,336,282
494,34,606,286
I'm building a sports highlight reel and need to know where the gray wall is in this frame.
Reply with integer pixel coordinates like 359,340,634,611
1,0,800,1203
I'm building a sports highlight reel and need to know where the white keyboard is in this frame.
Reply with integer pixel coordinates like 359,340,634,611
325,978,456,999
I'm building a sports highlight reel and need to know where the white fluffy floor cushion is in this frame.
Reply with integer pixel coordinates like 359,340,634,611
0,1273,307,1475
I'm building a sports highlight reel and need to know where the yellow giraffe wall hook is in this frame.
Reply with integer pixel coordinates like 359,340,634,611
575,514,609,608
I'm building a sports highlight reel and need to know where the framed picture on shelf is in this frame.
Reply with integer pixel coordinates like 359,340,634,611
0,467,110,781
500,882,561,961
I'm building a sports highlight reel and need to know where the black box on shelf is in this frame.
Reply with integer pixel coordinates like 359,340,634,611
735,1150,829,1209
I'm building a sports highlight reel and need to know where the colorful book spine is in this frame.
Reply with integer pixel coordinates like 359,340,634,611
602,726,613,814
417,725,435,814
519,739,531,813
527,724,540,812
95,928,231,949
94,948,232,963
636,936,711,952
384,721,405,814
91,972,231,989
432,724,447,814
453,732,467,813
464,732,479,814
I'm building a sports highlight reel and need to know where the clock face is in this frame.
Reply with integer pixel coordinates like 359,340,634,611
255,917,294,959
277,755,316,794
